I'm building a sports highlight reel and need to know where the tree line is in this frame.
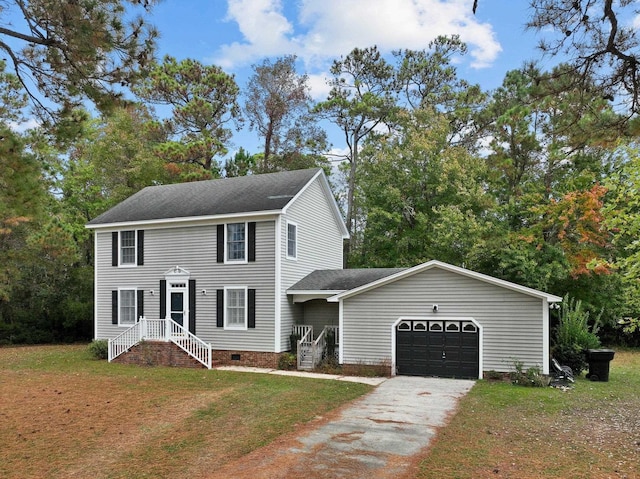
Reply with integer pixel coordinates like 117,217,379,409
1,0,640,345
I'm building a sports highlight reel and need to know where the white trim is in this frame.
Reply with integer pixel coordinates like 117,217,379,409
117,287,138,327
285,220,298,260
224,286,248,330
288,291,345,303
390,316,483,379
164,266,190,324
85,210,282,230
224,222,248,264
118,230,137,267
338,299,344,364
542,299,550,375
274,216,282,351
328,260,563,303
93,232,98,339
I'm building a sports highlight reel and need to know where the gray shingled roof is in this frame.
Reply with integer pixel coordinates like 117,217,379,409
288,268,407,292
87,168,321,226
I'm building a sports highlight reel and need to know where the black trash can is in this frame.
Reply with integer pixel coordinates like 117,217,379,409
586,349,615,382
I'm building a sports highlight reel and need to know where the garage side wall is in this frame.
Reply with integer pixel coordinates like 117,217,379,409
341,268,544,372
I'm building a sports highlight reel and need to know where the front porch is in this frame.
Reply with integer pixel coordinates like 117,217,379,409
109,317,213,368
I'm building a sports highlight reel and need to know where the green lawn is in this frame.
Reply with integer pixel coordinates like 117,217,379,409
3,345,638,479
417,348,640,479
0,345,372,479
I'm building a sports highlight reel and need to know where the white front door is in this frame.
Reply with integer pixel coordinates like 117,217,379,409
168,282,188,327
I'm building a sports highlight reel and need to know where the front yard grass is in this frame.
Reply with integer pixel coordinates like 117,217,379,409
0,344,372,479
417,349,640,479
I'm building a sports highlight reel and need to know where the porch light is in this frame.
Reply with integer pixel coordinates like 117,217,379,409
432,304,439,312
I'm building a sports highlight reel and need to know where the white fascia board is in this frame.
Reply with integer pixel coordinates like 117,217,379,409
287,290,345,303
282,169,350,239
331,260,564,303
85,210,282,231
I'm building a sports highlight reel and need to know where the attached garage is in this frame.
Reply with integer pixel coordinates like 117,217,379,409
289,260,562,379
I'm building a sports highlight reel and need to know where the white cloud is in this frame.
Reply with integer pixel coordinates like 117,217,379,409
214,0,501,70
215,0,297,69
306,72,332,100
8,118,40,133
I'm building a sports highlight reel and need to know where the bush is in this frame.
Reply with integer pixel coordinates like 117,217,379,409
277,352,297,370
552,295,601,376
87,339,108,360
510,360,550,387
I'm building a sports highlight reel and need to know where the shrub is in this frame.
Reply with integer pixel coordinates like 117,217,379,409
552,295,601,376
485,370,504,381
277,352,297,370
87,340,108,360
509,360,550,387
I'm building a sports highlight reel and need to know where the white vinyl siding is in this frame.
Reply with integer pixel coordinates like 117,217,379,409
341,267,545,373
94,220,276,351
279,176,345,352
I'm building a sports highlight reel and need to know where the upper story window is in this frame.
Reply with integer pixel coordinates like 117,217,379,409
120,231,136,265
287,222,297,259
226,223,246,262
112,230,144,267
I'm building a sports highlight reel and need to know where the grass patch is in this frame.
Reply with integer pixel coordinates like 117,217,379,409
0,344,372,479
417,348,640,478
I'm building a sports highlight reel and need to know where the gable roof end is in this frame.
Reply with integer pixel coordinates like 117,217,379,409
327,260,563,303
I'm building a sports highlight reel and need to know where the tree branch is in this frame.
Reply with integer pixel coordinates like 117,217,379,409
0,26,56,47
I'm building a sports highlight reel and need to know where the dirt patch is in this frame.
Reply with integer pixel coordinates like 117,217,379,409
0,369,229,478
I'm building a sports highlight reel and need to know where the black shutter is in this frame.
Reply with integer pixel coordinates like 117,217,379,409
160,280,167,319
217,224,224,263
216,289,224,327
137,230,144,266
248,222,256,262
112,290,118,324
188,279,196,334
248,289,256,329
112,232,118,266
137,289,144,321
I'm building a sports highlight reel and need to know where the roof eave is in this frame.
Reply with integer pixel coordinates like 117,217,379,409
330,260,564,303
287,290,345,303
86,209,283,230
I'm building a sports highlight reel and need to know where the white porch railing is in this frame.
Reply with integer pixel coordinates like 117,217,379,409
324,325,339,361
293,325,339,370
168,319,212,369
296,325,313,370
108,317,212,369
108,320,142,362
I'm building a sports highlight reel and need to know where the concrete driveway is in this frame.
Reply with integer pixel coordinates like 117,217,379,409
210,375,475,478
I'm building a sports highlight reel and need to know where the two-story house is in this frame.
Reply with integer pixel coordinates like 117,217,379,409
87,168,348,369
88,168,561,378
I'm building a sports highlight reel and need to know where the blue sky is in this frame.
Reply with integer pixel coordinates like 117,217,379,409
1,1,554,153
145,0,555,155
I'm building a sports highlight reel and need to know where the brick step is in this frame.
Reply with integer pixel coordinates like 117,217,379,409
113,341,211,369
